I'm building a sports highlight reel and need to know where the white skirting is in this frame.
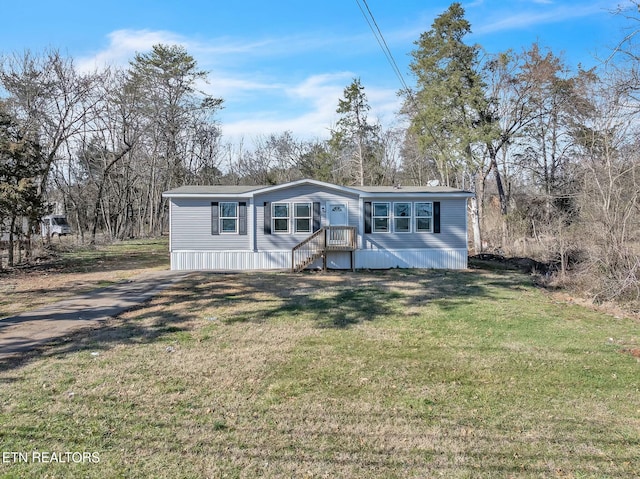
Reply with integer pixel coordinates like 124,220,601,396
170,248,468,271
355,248,467,269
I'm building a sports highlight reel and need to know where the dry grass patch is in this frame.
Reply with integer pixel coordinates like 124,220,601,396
1,269,639,478
0,238,169,318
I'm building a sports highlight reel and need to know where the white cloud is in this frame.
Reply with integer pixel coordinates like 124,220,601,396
76,29,186,71
286,72,401,127
196,75,283,102
367,86,404,123
221,73,402,142
76,29,284,99
221,73,351,141
75,29,278,71
474,2,608,34
287,73,353,105
75,25,386,73
75,29,403,143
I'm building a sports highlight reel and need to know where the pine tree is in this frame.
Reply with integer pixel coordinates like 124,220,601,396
330,78,382,186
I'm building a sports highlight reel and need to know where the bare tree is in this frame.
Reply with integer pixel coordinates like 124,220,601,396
0,50,105,197
571,70,640,304
126,44,223,235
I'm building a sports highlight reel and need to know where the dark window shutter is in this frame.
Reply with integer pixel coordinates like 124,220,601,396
433,201,441,234
238,202,247,235
263,201,271,235
312,202,321,232
211,202,219,235
364,201,372,234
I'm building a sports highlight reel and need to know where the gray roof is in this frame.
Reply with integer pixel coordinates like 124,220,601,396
163,185,266,195
353,185,465,193
163,180,472,197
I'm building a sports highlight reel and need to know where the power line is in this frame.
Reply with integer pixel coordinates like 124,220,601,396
354,0,448,167
354,0,410,94
354,0,425,118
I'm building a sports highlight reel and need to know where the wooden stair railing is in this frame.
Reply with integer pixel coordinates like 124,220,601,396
325,226,357,251
291,226,357,272
291,227,326,272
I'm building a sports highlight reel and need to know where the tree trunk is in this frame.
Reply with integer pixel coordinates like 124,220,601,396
90,182,105,245
487,145,508,216
8,216,17,267
75,208,85,244
469,196,482,254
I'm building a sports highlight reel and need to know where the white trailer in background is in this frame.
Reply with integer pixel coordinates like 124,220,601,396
41,215,71,238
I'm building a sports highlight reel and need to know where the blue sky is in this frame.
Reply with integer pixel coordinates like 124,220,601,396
0,0,632,142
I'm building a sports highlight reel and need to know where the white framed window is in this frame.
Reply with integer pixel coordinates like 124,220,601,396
220,202,238,233
372,202,390,233
272,203,290,233
394,202,411,233
294,202,311,233
415,202,433,232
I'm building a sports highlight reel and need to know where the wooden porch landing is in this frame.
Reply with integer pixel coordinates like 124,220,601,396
291,226,356,272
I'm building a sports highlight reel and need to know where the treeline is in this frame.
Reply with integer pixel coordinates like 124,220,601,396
1,3,638,307
0,44,223,247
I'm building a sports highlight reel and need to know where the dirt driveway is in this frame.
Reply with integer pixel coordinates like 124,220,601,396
0,270,190,361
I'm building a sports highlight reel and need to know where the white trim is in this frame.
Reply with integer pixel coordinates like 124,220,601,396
359,191,474,198
393,201,412,233
165,192,474,200
358,197,364,250
414,201,434,233
219,201,239,234
163,192,256,199
294,202,312,233
162,179,475,199
164,190,474,200
372,202,391,233
250,197,257,252
272,202,290,234
168,200,172,253
253,178,364,197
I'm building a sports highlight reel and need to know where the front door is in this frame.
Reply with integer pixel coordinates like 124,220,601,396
328,203,348,226
327,203,348,245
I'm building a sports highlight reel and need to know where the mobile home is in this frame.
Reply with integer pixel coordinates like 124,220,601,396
162,179,473,271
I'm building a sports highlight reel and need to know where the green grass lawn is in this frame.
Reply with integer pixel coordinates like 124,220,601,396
53,237,170,273
1,269,638,478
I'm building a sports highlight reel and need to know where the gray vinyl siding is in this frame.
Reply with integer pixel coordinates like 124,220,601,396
362,197,467,250
170,198,251,251
255,184,359,251
165,180,472,271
